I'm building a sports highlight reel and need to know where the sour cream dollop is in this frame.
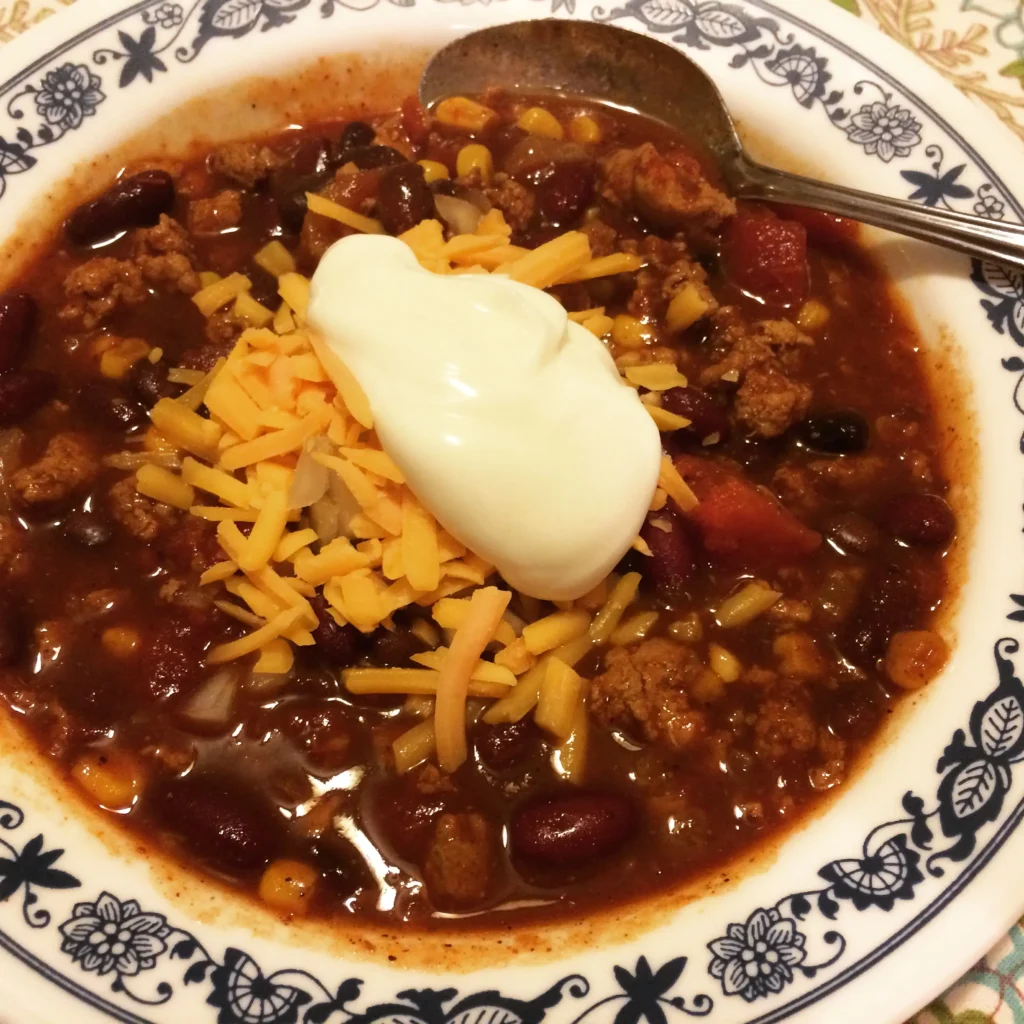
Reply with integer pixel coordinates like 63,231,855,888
307,234,661,601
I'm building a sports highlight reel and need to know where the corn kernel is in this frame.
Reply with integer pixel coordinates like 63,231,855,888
435,96,497,133
517,107,564,140
102,626,141,657
99,337,150,379
796,298,831,331
709,643,742,682
568,114,602,145
417,160,450,183
259,858,318,914
72,749,145,810
611,314,655,349
456,144,494,185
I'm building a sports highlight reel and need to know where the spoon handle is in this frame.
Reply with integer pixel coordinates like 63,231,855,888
737,159,1024,274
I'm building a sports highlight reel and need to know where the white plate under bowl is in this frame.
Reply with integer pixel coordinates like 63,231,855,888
1,1,1023,1021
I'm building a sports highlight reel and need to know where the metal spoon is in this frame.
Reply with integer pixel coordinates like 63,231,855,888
420,19,1024,272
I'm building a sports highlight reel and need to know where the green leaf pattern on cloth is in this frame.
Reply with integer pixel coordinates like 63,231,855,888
1,0,1024,1022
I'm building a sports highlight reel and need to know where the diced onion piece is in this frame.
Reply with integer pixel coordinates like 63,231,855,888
180,668,238,725
288,445,330,509
434,194,483,235
434,587,511,772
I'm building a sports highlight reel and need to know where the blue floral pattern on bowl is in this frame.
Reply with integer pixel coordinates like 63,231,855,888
1,0,1023,1020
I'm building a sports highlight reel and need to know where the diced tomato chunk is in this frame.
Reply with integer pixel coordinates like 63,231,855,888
401,96,432,149
773,203,859,247
721,204,809,308
674,455,820,567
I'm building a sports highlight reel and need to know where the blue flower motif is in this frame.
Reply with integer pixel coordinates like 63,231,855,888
974,188,1007,220
59,892,170,977
206,949,311,1024
150,3,184,27
845,101,922,162
33,63,105,131
817,834,923,911
707,908,806,1002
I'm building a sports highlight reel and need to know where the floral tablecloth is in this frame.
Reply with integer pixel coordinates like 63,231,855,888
2,0,1024,1020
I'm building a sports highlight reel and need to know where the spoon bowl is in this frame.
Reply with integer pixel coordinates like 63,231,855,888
421,19,1024,272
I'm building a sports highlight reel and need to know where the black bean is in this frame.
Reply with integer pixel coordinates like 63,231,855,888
661,386,729,444
475,720,536,771
104,395,148,431
376,163,434,236
510,791,636,865
64,170,175,247
338,121,376,152
640,509,694,602
0,596,24,667
154,773,281,875
128,359,180,407
271,171,330,235
536,162,594,225
0,292,37,373
884,492,955,547
311,595,362,667
0,369,56,425
797,411,869,454
338,145,406,171
369,626,427,668
63,509,112,548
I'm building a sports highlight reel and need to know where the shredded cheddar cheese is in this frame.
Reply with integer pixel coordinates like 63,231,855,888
128,207,699,778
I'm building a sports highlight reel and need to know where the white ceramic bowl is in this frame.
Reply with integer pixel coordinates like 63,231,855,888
1,1,1023,1021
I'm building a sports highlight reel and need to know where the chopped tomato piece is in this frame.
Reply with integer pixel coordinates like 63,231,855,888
721,204,809,308
773,203,859,247
674,455,820,567
401,96,432,148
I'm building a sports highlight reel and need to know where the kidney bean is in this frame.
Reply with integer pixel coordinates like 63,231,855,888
797,411,869,454
376,163,434,235
63,509,112,548
311,595,363,666
661,386,729,444
536,162,594,225
64,170,175,247
337,145,406,171
842,563,922,666
884,492,955,547
154,772,281,875
0,596,24,667
128,359,180,407
0,369,56,425
104,395,149,431
510,790,636,865
824,511,880,555
475,719,536,771
370,625,427,668
273,698,351,773
640,509,694,602
0,292,37,373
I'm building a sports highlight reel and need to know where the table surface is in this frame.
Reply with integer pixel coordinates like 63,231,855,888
3,0,1024,1020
